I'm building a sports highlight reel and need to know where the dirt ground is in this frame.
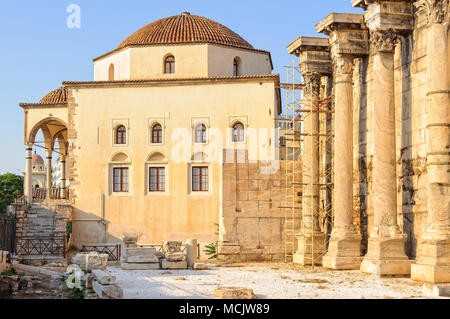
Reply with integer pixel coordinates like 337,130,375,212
109,262,426,299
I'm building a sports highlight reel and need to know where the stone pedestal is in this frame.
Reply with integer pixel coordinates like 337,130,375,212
186,239,198,268
293,232,327,265
316,14,369,270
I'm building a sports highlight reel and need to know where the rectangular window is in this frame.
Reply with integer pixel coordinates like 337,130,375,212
113,167,129,192
149,167,165,192
192,166,208,192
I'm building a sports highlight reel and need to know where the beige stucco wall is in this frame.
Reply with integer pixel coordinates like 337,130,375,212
24,107,68,144
93,44,272,81
67,78,279,247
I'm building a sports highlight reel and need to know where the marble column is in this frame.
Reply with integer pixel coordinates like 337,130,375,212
61,155,67,199
293,72,327,265
45,150,53,200
316,13,369,270
322,54,363,269
411,0,450,283
360,29,412,275
24,145,33,203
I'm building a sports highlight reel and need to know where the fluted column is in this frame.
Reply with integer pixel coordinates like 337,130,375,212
45,150,53,200
293,72,327,265
412,0,450,284
24,144,33,203
360,29,412,275
322,54,363,269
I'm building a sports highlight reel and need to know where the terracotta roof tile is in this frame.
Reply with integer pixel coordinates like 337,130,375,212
39,87,68,104
117,13,254,50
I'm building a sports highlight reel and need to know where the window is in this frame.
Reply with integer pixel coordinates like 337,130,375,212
149,167,165,192
192,166,208,192
113,167,129,192
109,64,115,81
232,122,245,143
152,124,163,144
115,125,127,144
233,58,239,76
164,55,175,74
194,123,207,144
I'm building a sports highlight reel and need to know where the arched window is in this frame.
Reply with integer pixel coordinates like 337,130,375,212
115,125,127,144
232,122,245,143
164,55,175,74
109,64,115,81
194,123,207,144
152,124,163,144
233,58,239,76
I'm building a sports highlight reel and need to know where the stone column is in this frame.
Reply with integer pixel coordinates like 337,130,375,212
352,0,414,276
24,144,33,203
411,0,450,284
61,155,67,198
45,150,53,200
293,72,327,265
316,13,369,269
287,37,332,265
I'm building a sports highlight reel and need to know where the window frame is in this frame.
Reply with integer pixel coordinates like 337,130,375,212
112,167,129,193
191,166,209,192
233,58,239,77
232,122,245,143
115,125,127,145
194,123,208,144
149,166,165,192
164,55,175,74
151,123,163,144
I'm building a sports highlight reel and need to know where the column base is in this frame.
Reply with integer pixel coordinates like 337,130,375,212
422,283,450,298
411,264,450,283
361,235,412,275
293,232,326,266
322,229,362,270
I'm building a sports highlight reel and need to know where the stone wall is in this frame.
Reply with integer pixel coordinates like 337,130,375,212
352,8,430,258
219,150,302,261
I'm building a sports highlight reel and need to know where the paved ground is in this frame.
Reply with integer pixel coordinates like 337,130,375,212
109,263,426,299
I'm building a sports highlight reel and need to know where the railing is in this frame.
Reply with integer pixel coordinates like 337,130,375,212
31,188,70,201
81,244,122,261
0,215,16,262
15,237,66,258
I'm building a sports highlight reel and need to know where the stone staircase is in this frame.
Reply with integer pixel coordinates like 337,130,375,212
14,203,70,263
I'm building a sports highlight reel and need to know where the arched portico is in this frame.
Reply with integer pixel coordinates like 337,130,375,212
24,117,69,202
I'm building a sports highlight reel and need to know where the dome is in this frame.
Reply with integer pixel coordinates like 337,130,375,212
118,12,254,51
32,153,44,166
39,87,68,104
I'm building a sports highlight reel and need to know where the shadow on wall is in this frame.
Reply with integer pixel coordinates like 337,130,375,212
358,56,369,256
70,208,121,249
400,34,416,258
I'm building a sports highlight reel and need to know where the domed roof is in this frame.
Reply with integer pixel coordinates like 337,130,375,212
32,153,44,166
39,87,68,104
118,12,254,50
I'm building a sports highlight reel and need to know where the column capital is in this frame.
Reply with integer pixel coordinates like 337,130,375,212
415,0,449,24
316,13,369,58
331,53,355,76
369,29,399,53
302,72,322,97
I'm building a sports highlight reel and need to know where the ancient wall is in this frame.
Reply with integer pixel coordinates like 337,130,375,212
220,150,302,262
353,8,430,258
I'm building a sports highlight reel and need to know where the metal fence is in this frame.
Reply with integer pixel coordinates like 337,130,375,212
15,237,66,258
81,244,122,261
0,215,16,262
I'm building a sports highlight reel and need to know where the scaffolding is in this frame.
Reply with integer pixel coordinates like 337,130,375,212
278,61,335,264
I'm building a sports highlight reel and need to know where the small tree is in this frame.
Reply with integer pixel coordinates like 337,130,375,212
0,173,24,213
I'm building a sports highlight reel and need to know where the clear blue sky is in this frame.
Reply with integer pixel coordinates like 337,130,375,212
0,0,362,174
